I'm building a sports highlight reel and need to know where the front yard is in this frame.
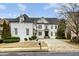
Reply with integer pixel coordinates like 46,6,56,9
40,39,79,52
0,41,48,52
0,41,47,48
1,39,79,52
61,39,79,49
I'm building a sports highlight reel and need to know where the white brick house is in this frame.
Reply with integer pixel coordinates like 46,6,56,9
8,14,58,42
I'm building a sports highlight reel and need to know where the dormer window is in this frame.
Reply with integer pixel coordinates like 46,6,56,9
19,15,24,23
37,17,48,23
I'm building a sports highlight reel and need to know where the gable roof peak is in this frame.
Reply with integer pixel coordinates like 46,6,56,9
20,14,29,18
41,16,45,19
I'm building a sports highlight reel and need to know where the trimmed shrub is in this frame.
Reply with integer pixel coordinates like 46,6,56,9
3,39,20,43
56,36,66,39
24,38,28,41
6,37,20,39
0,39,3,43
3,37,20,43
56,36,62,39
29,37,32,40
31,36,37,40
71,36,79,43
29,36,37,40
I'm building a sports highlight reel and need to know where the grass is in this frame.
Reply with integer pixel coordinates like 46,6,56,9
0,41,48,48
59,39,79,49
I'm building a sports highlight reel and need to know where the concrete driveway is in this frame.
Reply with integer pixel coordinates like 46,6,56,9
39,39,79,52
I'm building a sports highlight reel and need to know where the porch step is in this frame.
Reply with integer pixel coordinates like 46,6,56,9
44,36,49,39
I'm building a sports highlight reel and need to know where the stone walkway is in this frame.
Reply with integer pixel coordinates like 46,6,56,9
39,39,79,52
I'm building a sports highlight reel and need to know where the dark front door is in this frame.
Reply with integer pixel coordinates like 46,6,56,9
45,31,48,36
44,31,49,38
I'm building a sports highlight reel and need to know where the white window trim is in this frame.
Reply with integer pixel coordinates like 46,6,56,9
38,31,42,36
38,24,42,29
51,25,53,29
14,28,18,35
26,28,29,35
55,25,57,29
51,32,53,36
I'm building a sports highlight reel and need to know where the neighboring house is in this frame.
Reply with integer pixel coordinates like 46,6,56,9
2,14,58,42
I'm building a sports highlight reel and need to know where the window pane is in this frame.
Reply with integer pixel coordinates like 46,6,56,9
51,25,53,29
15,28,18,35
38,25,42,29
55,25,57,29
51,32,53,36
26,28,29,35
38,32,42,36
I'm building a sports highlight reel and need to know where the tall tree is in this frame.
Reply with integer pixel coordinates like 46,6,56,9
57,3,79,39
57,19,66,39
2,20,11,39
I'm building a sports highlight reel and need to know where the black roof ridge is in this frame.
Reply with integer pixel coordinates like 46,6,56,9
29,15,58,18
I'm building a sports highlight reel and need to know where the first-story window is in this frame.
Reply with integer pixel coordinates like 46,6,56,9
51,32,53,36
26,28,29,35
38,31,42,36
14,28,18,35
55,25,57,29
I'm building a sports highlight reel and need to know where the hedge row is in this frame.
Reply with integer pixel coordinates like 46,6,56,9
56,36,66,39
0,37,20,43
3,39,20,43
71,36,79,43
6,37,20,39
0,36,37,43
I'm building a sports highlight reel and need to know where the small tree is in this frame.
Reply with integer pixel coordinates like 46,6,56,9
7,23,11,38
57,19,66,39
2,20,11,39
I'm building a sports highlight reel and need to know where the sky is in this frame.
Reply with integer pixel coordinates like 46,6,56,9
0,3,60,18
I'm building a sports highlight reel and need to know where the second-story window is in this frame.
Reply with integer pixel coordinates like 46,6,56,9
51,25,53,29
45,25,48,29
14,28,18,35
38,24,42,29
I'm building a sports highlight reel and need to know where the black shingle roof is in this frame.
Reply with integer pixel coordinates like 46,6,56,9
6,14,59,24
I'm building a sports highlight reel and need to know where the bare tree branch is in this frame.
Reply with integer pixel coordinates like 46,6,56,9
58,3,79,37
